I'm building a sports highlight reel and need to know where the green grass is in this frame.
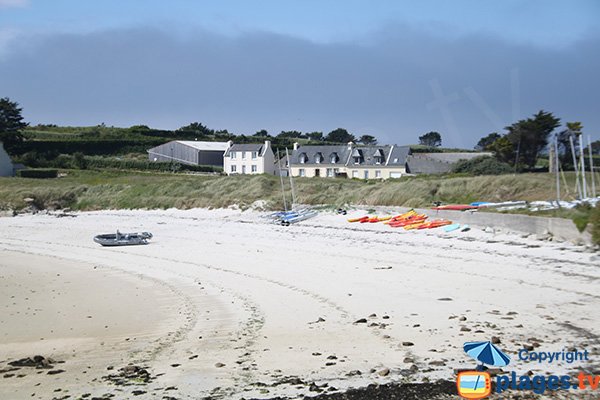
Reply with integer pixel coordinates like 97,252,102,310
0,170,587,212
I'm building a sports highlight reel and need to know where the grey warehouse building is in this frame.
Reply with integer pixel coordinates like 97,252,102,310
148,141,230,167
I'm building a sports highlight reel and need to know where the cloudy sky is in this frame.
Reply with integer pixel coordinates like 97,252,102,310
1,0,598,147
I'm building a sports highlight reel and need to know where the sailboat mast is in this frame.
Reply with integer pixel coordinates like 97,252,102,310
277,149,288,212
285,147,297,210
580,135,588,199
569,135,582,199
589,136,597,198
554,136,560,206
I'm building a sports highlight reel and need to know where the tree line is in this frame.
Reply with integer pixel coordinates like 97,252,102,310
2,97,598,172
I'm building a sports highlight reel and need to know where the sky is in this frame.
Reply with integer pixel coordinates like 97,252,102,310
1,0,599,147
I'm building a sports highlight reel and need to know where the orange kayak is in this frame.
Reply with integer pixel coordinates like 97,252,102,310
404,221,428,230
417,219,453,229
388,214,427,227
348,216,369,223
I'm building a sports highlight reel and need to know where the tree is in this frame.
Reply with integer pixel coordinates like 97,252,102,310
475,132,501,151
277,130,303,139
418,131,442,147
591,140,600,155
253,129,270,137
307,131,323,141
505,110,560,169
359,134,377,145
325,128,355,143
556,122,583,167
0,97,28,152
177,122,214,137
488,136,515,165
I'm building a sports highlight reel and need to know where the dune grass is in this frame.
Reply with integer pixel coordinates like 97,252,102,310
0,169,585,213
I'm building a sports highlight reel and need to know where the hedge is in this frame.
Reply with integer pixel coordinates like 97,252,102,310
17,169,59,179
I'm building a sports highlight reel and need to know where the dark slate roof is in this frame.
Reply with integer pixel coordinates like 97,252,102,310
405,154,453,174
290,145,352,166
290,144,412,167
224,143,264,157
386,146,411,166
417,152,492,163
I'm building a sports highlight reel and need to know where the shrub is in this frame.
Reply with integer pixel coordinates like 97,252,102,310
72,152,87,169
452,156,513,176
589,203,600,245
17,169,59,179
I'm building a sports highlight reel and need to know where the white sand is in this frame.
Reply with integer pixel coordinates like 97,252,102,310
0,208,598,399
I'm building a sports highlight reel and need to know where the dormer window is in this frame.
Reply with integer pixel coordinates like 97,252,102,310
351,148,363,164
230,151,236,159
299,153,308,164
315,152,323,164
330,152,339,164
374,149,384,164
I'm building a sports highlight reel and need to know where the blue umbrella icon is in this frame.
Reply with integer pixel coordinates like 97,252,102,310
464,341,511,369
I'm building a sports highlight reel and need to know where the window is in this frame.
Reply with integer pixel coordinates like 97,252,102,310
364,170,369,179
393,158,398,163
351,149,363,164
315,169,320,177
242,151,246,160
231,165,237,173
315,152,323,164
375,170,381,178
374,149,384,164
242,165,246,173
299,168,305,177
231,151,236,159
352,170,358,178
299,153,308,164
252,151,258,159
326,168,333,177
251,165,257,173
330,153,338,163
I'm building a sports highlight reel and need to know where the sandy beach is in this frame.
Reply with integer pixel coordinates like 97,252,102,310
0,208,598,399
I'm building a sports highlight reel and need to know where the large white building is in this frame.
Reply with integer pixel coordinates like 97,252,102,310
223,140,276,175
0,142,15,177
289,142,411,179
148,140,230,167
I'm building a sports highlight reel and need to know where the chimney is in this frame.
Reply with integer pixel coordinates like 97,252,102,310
226,140,233,148
347,141,354,150
293,142,299,151
264,140,271,149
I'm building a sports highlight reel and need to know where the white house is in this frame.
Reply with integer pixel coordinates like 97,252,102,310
223,140,275,175
0,142,15,177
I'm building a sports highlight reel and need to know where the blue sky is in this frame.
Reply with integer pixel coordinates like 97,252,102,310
1,0,599,147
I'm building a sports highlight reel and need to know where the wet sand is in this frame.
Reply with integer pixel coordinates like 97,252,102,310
0,208,598,399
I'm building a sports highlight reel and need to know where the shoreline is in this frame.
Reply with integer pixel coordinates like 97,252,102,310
0,208,598,399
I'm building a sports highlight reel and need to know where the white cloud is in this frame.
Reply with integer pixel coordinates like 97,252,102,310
0,0,28,8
